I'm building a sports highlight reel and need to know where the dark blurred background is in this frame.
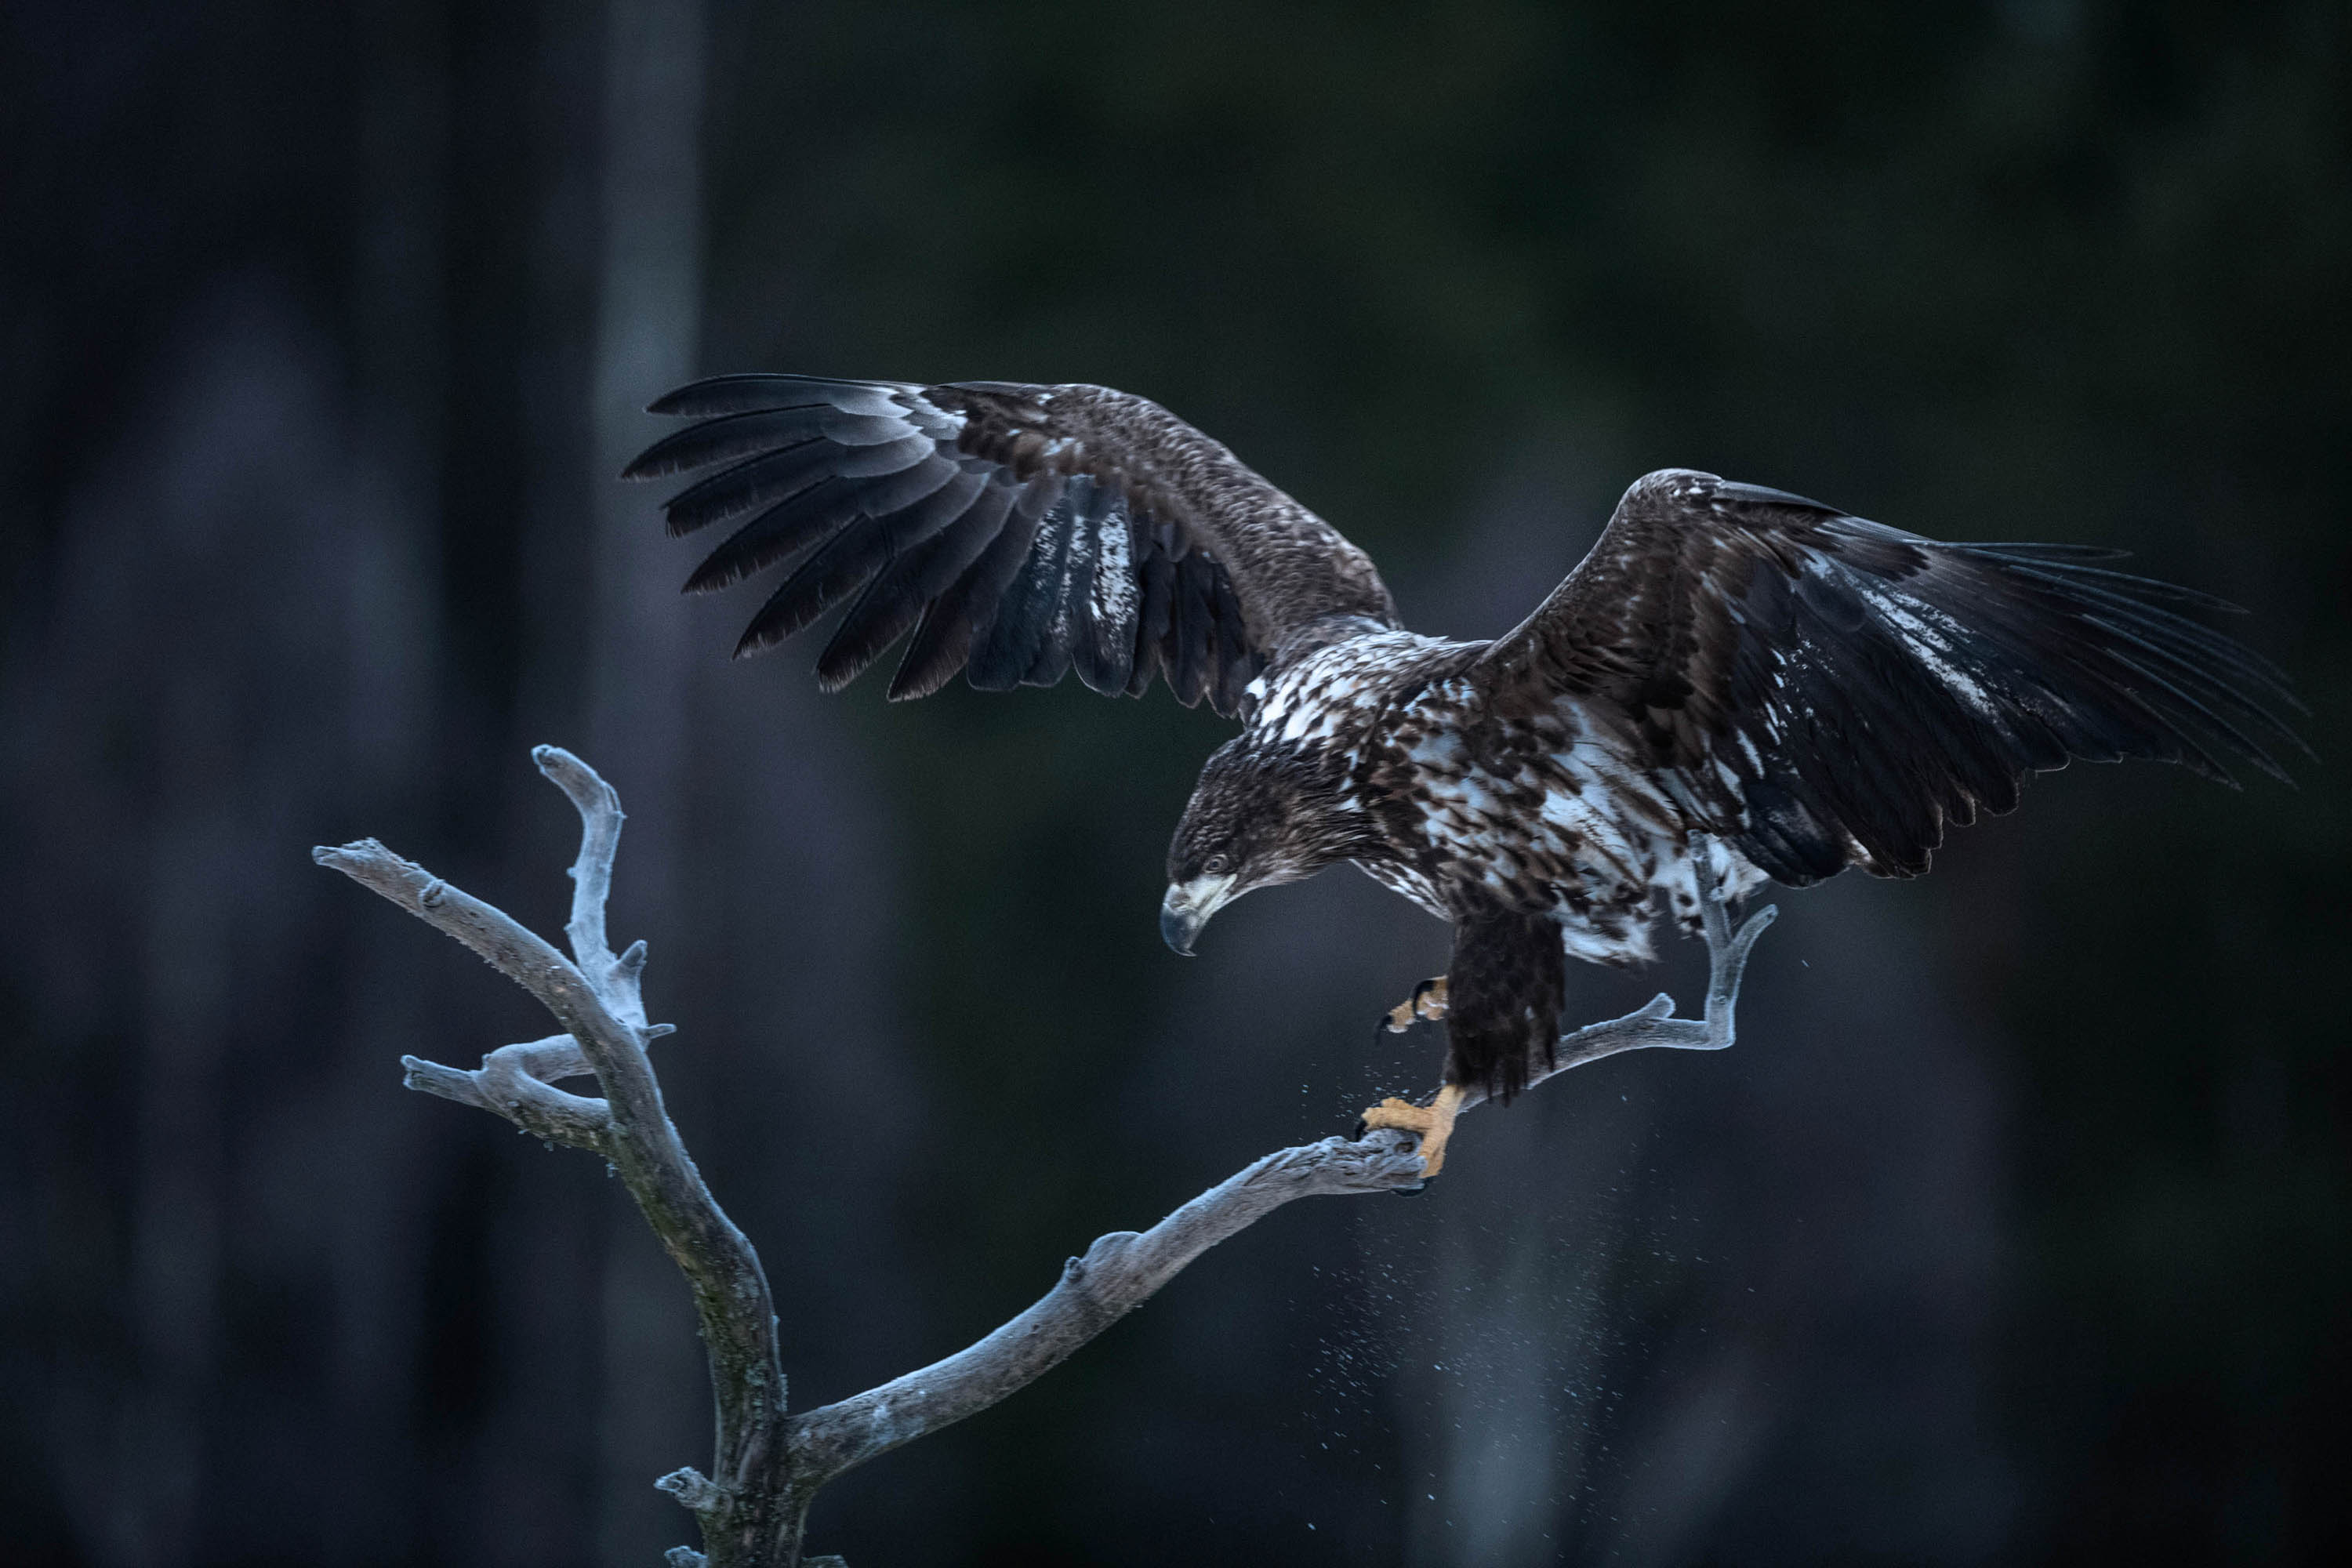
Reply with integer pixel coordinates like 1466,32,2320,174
3,2,2347,1563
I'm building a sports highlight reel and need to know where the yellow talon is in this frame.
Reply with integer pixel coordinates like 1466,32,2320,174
1381,975,1450,1033
1359,1083,1467,1177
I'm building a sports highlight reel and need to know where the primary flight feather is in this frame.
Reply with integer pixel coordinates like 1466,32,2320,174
627,373,2300,1176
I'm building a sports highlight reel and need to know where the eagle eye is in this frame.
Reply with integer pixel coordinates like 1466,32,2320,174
1203,852,1232,877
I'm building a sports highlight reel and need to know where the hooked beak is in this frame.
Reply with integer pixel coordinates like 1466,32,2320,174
1160,874,1237,956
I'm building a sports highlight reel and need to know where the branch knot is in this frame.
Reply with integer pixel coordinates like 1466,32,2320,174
655,1466,726,1514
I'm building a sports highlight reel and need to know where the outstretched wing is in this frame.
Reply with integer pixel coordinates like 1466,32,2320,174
623,375,1398,715
1473,469,2303,885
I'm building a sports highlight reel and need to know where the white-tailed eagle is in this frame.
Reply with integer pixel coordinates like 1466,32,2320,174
626,375,2299,1177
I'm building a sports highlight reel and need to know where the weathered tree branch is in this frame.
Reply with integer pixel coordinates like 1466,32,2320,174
782,859,1775,1486
1482,864,1777,1109
316,747,797,1566
318,748,1773,1566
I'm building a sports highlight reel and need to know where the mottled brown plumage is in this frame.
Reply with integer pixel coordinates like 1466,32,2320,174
630,376,2302,1115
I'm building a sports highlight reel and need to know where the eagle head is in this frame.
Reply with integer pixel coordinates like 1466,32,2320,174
1160,736,1361,956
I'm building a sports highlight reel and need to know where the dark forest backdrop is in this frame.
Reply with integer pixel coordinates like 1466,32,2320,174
3,2,2347,1564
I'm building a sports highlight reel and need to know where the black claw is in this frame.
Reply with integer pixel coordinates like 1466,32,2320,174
1349,1118,1367,1140
1390,1181,1429,1198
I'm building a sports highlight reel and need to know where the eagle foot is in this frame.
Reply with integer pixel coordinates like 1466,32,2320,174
1358,1083,1466,1179
1381,975,1450,1034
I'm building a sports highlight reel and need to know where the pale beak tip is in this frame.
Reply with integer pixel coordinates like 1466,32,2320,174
1160,898,1200,956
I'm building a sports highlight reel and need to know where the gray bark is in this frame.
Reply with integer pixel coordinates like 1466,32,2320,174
318,748,796,1565
316,746,1773,1566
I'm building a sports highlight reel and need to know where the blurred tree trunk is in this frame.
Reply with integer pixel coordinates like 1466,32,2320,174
587,2,711,1562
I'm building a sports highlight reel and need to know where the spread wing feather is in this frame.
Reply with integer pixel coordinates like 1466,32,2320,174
625,374,1399,715
1475,470,2303,885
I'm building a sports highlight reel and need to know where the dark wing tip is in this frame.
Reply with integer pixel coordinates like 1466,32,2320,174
731,619,790,659
643,373,874,419
1620,469,1844,517
1951,540,2134,564
1708,478,1843,513
625,377,919,481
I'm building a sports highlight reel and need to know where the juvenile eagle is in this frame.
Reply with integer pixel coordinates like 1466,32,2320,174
626,375,2298,1177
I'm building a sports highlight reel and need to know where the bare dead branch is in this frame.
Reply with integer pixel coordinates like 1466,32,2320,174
1473,869,1777,1112
316,746,797,1567
781,858,1774,1487
398,1033,610,1149
318,748,1773,1566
